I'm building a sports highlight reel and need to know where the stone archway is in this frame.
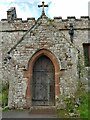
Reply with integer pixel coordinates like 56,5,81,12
25,49,60,107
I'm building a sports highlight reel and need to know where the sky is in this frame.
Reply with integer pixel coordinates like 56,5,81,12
0,0,90,20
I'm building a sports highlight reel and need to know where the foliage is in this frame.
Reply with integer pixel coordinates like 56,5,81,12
74,79,88,118
77,92,88,118
0,93,2,106
2,83,9,108
57,80,89,118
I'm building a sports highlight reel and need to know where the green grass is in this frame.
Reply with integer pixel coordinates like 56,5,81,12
77,92,88,118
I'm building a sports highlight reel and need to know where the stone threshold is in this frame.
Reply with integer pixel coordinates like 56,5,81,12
29,106,56,114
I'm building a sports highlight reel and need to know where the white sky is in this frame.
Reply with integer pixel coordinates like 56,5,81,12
0,0,90,20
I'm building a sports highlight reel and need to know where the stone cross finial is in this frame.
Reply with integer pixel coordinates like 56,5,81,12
38,1,48,15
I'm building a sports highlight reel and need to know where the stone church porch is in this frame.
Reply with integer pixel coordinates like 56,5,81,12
1,3,89,118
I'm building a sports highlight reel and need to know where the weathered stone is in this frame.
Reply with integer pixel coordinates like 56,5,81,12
0,7,89,109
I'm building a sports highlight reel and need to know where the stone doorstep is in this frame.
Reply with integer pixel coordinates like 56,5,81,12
29,106,56,114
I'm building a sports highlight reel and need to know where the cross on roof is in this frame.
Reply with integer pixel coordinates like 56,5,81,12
38,1,48,15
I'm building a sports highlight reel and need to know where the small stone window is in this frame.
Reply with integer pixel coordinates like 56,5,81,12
83,43,90,66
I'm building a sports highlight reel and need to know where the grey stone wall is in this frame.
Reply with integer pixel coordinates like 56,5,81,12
0,13,89,108
0,22,2,92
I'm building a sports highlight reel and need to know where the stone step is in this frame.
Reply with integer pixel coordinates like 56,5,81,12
29,106,56,114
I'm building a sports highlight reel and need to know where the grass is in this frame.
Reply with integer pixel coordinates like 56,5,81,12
76,92,88,118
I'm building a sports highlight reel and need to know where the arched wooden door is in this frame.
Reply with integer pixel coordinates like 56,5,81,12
32,55,55,106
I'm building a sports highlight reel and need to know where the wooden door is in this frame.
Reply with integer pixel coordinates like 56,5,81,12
32,55,55,106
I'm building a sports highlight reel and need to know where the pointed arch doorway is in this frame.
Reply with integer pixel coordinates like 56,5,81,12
32,55,55,106
26,49,60,107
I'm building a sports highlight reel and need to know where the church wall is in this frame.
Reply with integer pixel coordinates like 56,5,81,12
0,16,89,108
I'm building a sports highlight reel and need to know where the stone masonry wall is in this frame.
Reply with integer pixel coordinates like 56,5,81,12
0,15,89,108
